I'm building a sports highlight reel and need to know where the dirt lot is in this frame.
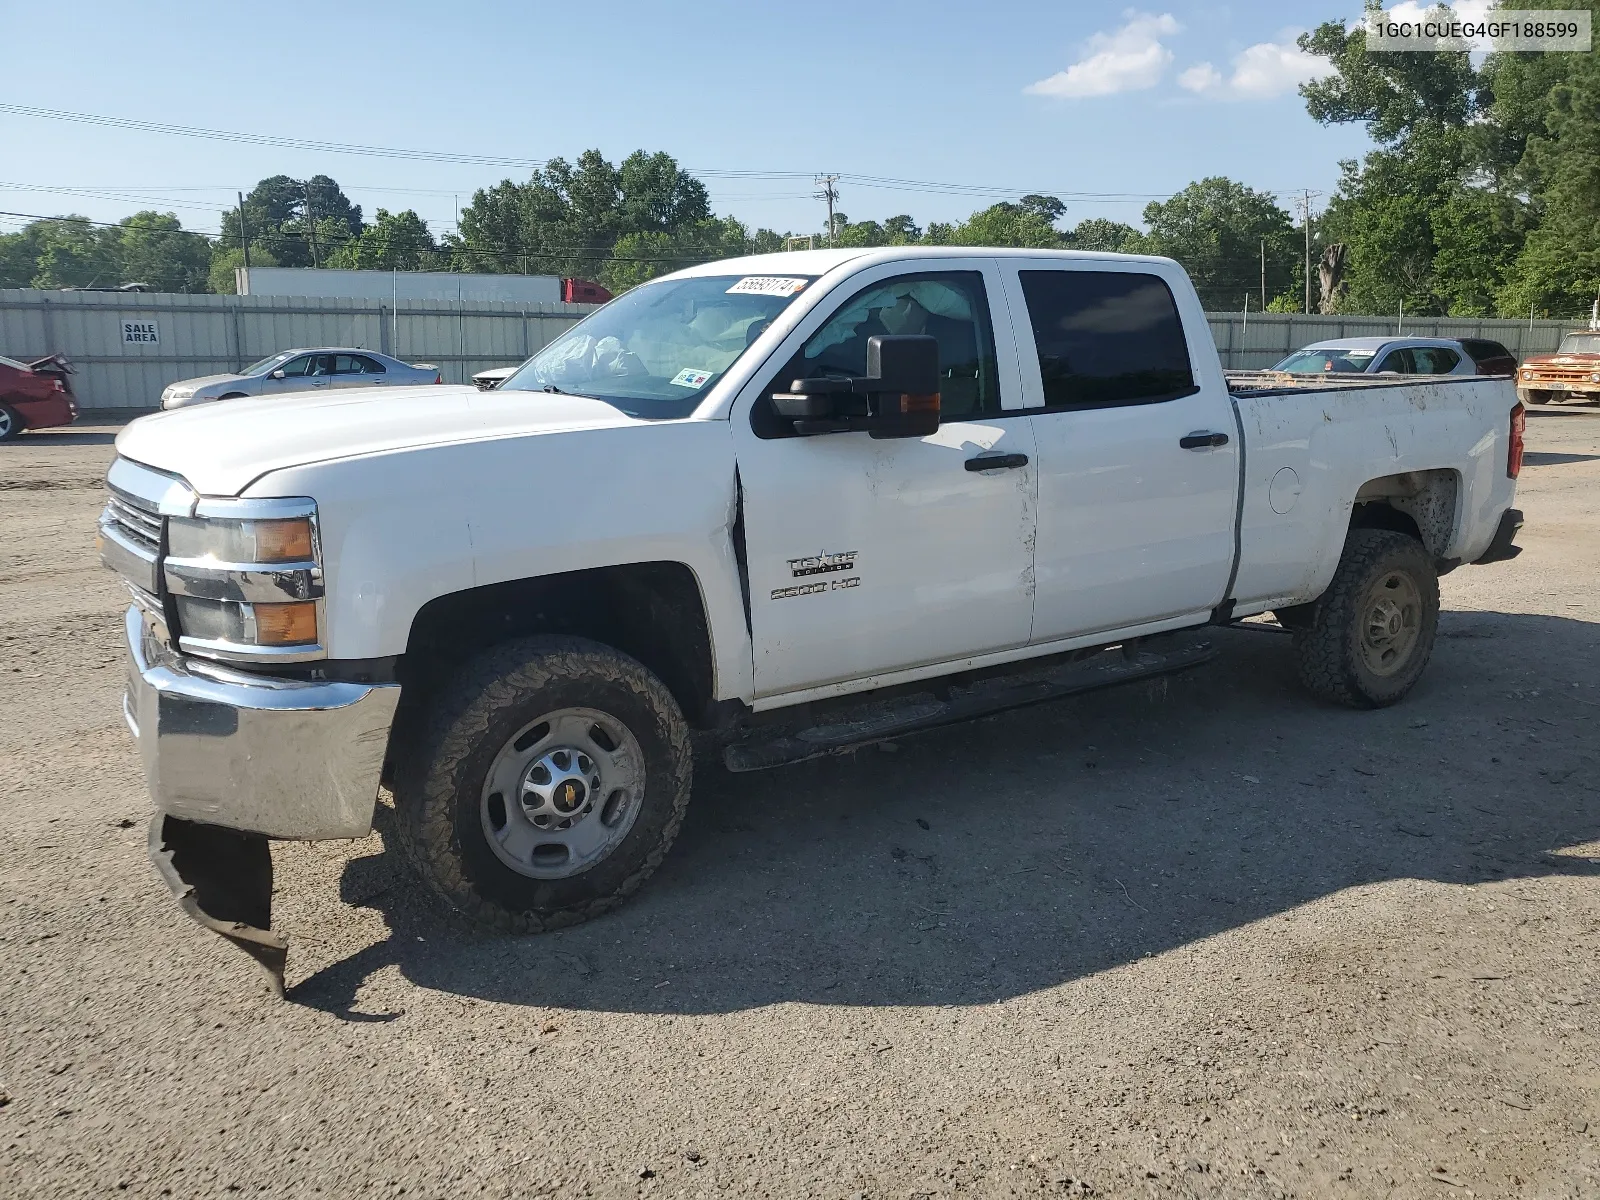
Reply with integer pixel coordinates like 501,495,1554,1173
2,408,1597,1199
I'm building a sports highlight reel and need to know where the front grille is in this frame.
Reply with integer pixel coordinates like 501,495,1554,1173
105,493,162,555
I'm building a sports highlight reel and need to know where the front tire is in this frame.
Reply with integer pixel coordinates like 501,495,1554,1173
1518,388,1554,407
1293,529,1440,708
0,404,22,441
394,636,692,932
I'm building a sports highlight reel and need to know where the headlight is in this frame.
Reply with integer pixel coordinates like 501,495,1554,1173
162,498,325,662
1520,369,1533,379
1590,373,1600,383
168,515,314,563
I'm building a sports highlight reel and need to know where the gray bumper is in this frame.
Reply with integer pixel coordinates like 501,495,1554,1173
122,606,401,840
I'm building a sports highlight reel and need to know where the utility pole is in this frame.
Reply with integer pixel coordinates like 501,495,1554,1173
814,174,840,247
303,180,320,268
1300,191,1320,315
237,192,252,272
1260,237,1266,312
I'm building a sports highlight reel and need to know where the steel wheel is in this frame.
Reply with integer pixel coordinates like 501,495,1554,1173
479,707,646,880
0,406,17,441
1357,568,1422,677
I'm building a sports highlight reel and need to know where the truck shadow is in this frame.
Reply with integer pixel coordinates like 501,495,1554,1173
295,609,1600,1018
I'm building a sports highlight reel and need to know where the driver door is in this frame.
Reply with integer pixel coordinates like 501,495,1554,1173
730,261,1037,701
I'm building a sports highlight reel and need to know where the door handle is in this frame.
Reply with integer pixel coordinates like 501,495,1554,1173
965,452,1030,472
1179,431,1229,450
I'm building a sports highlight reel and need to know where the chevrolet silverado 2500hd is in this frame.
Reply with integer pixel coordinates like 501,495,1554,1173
99,247,1525,992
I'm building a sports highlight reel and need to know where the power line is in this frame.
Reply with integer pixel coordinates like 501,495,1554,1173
0,102,1187,206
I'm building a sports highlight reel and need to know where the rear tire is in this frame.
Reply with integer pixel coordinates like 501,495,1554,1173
1293,529,1439,709
394,635,692,932
0,404,22,441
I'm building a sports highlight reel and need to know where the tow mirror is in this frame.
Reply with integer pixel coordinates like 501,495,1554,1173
770,335,940,438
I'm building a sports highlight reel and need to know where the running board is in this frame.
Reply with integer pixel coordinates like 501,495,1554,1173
724,634,1216,773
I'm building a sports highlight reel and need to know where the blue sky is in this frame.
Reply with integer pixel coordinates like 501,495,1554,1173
0,1,1379,242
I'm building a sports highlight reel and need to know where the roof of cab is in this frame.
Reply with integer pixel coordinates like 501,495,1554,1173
668,245,1182,281
1297,336,1465,351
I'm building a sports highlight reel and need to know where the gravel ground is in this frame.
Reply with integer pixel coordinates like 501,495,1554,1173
1,408,1597,1199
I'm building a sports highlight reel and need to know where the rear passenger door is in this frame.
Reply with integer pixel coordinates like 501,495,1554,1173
999,262,1240,643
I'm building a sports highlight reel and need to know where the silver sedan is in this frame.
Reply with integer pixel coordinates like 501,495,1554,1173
160,349,442,410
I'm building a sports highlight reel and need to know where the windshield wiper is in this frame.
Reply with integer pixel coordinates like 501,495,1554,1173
541,384,565,394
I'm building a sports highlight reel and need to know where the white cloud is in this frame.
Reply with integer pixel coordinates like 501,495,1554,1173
1177,62,1222,92
1025,12,1181,99
1179,36,1335,100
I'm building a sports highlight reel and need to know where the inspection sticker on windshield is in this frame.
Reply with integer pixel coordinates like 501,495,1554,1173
670,368,714,389
726,276,808,297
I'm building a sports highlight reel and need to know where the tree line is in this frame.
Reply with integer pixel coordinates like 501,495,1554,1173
2,6,1596,320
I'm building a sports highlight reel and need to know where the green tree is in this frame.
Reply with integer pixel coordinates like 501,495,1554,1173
219,174,363,268
113,211,212,292
1064,218,1142,253
1138,178,1297,310
449,149,713,279
207,246,278,294
1492,13,1600,319
28,217,120,288
325,209,438,271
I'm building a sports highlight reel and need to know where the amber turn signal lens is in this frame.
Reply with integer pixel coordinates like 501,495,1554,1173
253,518,315,562
253,601,319,645
899,392,940,414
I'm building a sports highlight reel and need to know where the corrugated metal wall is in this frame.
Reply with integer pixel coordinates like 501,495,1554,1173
0,289,595,408
1205,312,1585,370
2,287,1589,408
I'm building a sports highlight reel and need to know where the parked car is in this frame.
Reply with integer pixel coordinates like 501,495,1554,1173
1269,336,1514,377
0,353,78,441
1515,330,1600,405
102,246,1524,994
159,349,442,410
471,366,519,390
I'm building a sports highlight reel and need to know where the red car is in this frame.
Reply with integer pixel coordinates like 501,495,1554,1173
0,354,78,441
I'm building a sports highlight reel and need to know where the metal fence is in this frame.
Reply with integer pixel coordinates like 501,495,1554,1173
1205,311,1586,370
2,287,1592,409
0,289,595,409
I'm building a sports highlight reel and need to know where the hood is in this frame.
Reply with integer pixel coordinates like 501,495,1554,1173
117,384,644,496
1522,352,1600,366
166,373,248,394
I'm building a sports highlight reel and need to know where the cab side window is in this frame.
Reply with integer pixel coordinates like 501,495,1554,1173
278,355,314,377
1018,270,1196,408
1377,348,1416,373
335,354,385,375
752,271,998,438
1412,347,1459,374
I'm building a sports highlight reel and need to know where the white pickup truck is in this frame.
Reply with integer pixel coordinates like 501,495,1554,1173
99,247,1525,992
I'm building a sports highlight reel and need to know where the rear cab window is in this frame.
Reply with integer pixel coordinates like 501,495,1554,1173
1015,270,1197,408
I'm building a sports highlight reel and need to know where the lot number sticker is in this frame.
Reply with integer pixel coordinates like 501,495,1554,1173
121,320,159,345
670,368,714,389
725,277,808,297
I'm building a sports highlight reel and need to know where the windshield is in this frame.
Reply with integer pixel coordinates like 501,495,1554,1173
501,274,815,417
1271,348,1377,373
1557,334,1600,355
240,351,297,376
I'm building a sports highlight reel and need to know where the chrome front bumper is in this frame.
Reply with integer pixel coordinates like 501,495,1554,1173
122,606,401,840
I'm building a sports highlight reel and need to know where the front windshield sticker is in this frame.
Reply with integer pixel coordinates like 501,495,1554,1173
669,368,714,389
726,276,808,297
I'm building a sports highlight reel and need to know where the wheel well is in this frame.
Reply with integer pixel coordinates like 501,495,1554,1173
396,562,717,728
1350,469,1458,560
